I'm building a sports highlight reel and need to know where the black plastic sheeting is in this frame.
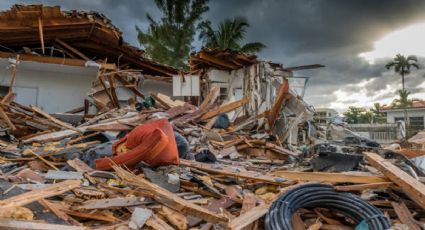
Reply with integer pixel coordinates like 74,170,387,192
265,183,391,230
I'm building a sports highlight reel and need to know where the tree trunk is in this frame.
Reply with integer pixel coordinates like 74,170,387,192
402,72,405,91
401,71,409,135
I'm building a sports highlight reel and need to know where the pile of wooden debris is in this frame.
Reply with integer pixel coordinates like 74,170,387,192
0,90,424,229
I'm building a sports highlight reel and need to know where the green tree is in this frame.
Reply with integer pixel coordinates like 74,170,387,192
198,17,266,53
343,106,375,124
136,0,209,69
371,102,386,123
385,54,419,91
392,89,413,109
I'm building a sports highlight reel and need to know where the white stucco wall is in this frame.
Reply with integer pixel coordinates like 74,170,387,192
0,58,98,113
140,79,173,97
385,108,425,125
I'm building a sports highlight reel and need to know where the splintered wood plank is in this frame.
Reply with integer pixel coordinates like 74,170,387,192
391,201,421,230
179,159,287,185
364,151,425,209
30,105,81,133
271,170,389,184
228,203,270,230
38,17,45,54
265,78,290,128
335,182,393,191
199,85,220,110
0,107,15,130
79,197,147,210
0,219,86,230
113,166,228,224
145,213,175,230
0,180,81,208
199,96,250,121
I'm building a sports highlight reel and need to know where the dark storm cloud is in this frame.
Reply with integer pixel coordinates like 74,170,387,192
1,0,425,109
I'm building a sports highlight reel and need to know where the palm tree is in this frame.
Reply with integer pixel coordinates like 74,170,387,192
385,54,418,129
392,89,413,109
198,17,266,53
385,54,419,91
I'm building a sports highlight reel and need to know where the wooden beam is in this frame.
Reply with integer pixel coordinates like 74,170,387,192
0,219,86,230
199,51,240,70
0,51,86,67
55,38,89,61
180,159,288,185
364,151,425,209
199,85,220,110
199,96,250,121
271,170,389,184
113,166,228,224
335,182,393,191
30,105,82,133
392,202,421,230
228,203,270,230
38,17,45,54
0,180,81,208
265,79,290,128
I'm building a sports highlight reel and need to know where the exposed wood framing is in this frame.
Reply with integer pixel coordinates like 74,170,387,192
55,38,89,61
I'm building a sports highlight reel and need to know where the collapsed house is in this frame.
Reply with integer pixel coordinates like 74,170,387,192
0,4,424,230
0,4,177,114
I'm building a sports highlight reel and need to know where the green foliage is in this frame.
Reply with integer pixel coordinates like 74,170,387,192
391,89,413,109
198,17,266,53
385,54,419,90
136,0,209,69
343,106,377,124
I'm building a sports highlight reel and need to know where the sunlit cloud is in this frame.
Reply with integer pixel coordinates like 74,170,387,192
359,23,425,64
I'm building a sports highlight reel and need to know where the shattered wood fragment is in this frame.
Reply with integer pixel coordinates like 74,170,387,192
391,201,421,230
39,199,83,226
180,159,287,184
364,151,425,209
145,213,175,230
0,219,87,230
199,85,220,110
264,79,290,129
79,197,147,210
271,170,389,184
199,96,250,121
334,182,393,191
158,205,188,230
113,165,228,223
30,105,81,133
0,180,81,208
228,203,270,230
63,209,117,222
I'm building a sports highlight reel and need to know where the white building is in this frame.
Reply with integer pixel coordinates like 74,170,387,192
382,100,425,130
314,108,338,124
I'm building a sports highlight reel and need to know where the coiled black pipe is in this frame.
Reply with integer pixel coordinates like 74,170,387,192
265,183,391,230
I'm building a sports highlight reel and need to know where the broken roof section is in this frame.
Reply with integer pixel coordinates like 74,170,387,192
189,48,258,72
0,4,178,77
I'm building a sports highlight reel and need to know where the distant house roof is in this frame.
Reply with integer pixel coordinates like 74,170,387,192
0,4,179,77
381,99,425,111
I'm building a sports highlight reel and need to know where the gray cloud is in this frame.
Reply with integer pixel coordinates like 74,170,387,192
1,0,425,111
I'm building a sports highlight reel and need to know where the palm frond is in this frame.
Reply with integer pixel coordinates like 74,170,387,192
240,42,266,53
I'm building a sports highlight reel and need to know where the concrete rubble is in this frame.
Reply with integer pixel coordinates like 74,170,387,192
0,4,424,230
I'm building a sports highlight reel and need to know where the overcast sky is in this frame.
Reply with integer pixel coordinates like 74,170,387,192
1,0,425,112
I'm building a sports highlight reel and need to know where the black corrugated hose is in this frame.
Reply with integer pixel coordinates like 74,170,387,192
265,183,391,230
